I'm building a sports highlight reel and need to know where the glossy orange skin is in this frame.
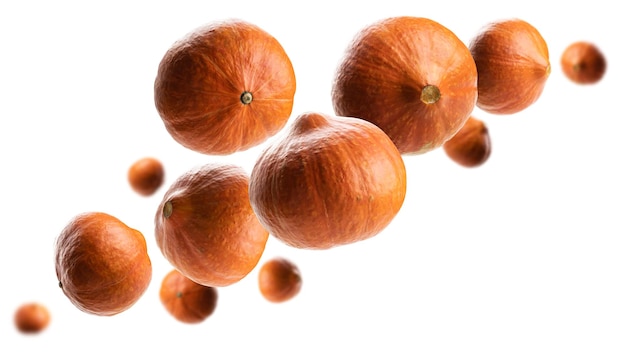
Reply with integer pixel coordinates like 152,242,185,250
249,112,407,250
159,269,218,324
332,16,478,155
54,212,152,316
258,257,302,303
155,163,269,287
154,19,297,155
127,157,165,197
560,41,606,84
14,302,51,334
469,18,551,115
443,116,491,168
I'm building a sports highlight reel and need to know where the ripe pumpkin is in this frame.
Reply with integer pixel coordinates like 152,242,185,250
332,16,478,155
443,115,492,168
127,156,165,197
14,302,51,334
258,257,302,303
560,41,607,84
249,111,407,250
154,163,269,287
469,18,551,114
159,269,218,324
54,212,152,316
154,18,297,155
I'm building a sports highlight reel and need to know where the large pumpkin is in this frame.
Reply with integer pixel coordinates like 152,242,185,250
332,16,478,155
249,111,407,250
154,19,297,155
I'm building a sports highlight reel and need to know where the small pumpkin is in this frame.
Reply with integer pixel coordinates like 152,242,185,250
159,269,218,324
154,18,297,155
249,111,407,250
127,156,165,197
14,302,51,334
443,116,492,168
332,16,478,155
54,212,152,316
469,18,551,115
258,257,302,303
154,163,269,287
560,41,606,84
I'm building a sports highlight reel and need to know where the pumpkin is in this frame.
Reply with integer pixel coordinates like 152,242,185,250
258,257,302,303
14,302,51,334
154,163,269,287
249,111,407,250
560,41,606,84
443,115,492,168
331,16,478,155
54,212,152,316
159,269,218,324
127,156,165,197
154,18,297,155
469,18,551,115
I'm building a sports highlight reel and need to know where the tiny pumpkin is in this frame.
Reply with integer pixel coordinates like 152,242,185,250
159,269,218,324
154,163,269,287
258,257,302,303
249,111,407,250
560,41,607,84
154,18,297,155
443,116,492,168
332,16,478,155
14,302,51,334
127,156,165,197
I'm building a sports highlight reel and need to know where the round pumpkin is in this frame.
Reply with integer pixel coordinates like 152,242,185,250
332,16,478,155
154,163,269,287
54,212,152,316
469,18,551,114
127,156,165,197
154,18,297,155
560,41,606,85
159,269,218,324
14,302,51,334
443,115,492,168
249,111,407,250
258,257,302,303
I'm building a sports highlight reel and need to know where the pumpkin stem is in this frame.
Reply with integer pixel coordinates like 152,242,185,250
240,91,253,105
420,85,441,104
163,201,173,218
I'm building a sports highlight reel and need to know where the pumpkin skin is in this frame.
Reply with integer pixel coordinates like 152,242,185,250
249,111,407,250
127,156,165,197
154,163,269,287
159,269,218,324
54,212,152,316
154,19,297,155
560,41,606,84
258,257,302,303
469,18,551,115
14,302,51,334
332,16,478,155
443,116,492,168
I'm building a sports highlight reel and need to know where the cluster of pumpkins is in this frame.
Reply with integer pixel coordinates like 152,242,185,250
16,15,606,334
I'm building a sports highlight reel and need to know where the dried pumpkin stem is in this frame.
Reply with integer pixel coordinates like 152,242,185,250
420,85,441,104
163,201,173,218
240,91,253,105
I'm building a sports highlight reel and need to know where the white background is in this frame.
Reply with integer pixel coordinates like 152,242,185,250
2,1,624,354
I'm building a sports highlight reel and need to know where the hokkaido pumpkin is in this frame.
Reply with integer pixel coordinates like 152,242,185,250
54,212,152,316
249,111,407,250
154,163,269,287
469,18,551,114
560,41,606,84
14,302,51,334
159,269,218,324
332,16,478,155
258,257,302,303
443,115,492,168
154,18,297,155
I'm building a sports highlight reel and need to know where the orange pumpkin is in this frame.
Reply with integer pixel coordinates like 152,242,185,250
154,19,297,155
332,16,478,155
159,269,218,324
249,111,407,250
